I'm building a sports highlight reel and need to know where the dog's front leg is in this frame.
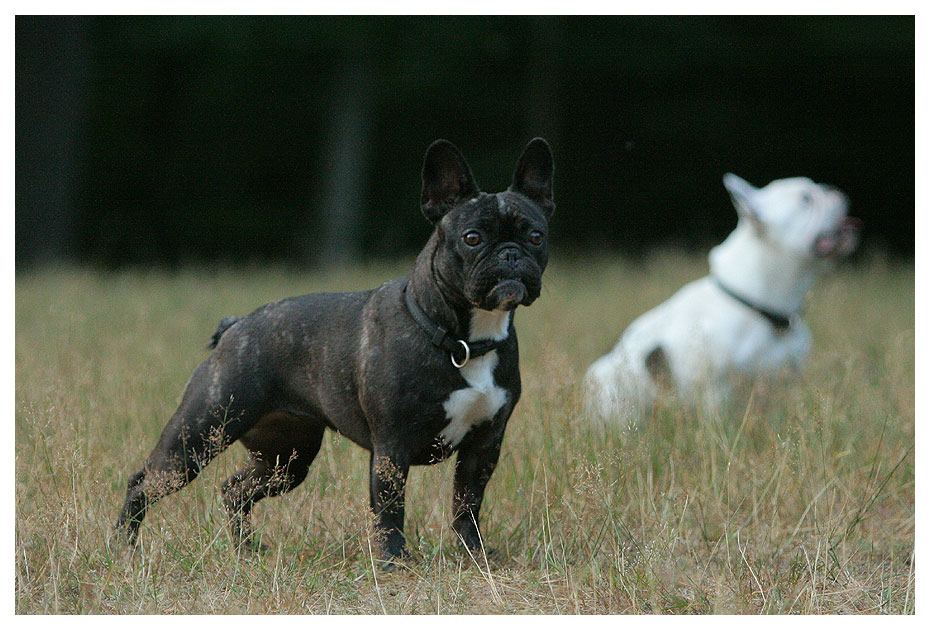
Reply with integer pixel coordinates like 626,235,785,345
369,450,410,567
452,425,504,553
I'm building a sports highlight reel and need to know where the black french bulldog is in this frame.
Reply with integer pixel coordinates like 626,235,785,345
115,138,554,567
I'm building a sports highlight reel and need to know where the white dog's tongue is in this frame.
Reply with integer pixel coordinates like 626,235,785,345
815,217,861,257
815,234,839,255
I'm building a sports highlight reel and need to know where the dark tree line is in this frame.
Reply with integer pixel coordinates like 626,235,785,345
16,16,914,268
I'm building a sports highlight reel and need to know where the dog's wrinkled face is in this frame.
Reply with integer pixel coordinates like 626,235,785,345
723,173,860,260
420,139,554,311
443,191,549,310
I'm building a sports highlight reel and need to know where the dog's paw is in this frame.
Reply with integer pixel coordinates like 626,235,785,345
453,524,495,558
378,548,412,572
461,543,498,560
235,536,271,555
378,558,404,573
107,525,141,555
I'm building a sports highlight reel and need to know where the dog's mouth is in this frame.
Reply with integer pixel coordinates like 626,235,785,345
481,279,528,311
814,217,862,257
466,255,544,311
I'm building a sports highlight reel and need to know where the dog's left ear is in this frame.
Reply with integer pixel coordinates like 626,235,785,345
723,173,764,232
421,139,481,224
511,138,555,219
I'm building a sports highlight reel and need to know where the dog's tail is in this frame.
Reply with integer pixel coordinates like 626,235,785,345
207,317,242,349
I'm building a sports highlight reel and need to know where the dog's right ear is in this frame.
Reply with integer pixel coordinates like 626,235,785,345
421,140,480,224
511,138,555,218
723,173,764,232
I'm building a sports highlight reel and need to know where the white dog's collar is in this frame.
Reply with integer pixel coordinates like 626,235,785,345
712,277,797,332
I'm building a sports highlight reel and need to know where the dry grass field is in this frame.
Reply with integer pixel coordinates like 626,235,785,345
14,254,914,614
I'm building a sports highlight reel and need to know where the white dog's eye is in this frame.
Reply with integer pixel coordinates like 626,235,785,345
801,192,813,206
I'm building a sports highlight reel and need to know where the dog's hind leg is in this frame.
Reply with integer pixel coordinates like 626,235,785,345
115,358,265,547
221,414,325,552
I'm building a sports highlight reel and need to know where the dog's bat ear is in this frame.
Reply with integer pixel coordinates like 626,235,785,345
511,138,555,218
723,173,764,232
421,139,480,224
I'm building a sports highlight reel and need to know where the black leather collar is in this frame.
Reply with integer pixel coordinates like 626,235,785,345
713,277,795,332
402,281,504,367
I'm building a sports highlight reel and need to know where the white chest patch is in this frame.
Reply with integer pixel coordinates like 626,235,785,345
439,309,511,448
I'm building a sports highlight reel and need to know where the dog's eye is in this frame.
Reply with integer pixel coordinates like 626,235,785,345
463,231,482,247
529,230,544,246
801,192,813,206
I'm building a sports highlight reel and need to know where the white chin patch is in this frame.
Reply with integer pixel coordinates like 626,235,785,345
469,308,511,341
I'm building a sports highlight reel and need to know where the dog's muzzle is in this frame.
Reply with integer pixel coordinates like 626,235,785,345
470,244,543,310
814,216,862,257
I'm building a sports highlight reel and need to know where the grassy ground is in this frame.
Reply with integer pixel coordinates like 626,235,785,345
15,254,914,614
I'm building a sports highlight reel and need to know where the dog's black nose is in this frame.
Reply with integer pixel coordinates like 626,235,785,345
497,246,520,265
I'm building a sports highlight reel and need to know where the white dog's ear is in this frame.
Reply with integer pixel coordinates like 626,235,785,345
723,173,764,232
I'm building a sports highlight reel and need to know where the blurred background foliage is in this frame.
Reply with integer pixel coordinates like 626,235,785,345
16,15,913,268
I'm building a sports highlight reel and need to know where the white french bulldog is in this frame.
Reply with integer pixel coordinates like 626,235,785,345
585,173,860,423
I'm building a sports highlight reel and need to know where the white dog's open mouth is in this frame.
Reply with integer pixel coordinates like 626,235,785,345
814,217,862,257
